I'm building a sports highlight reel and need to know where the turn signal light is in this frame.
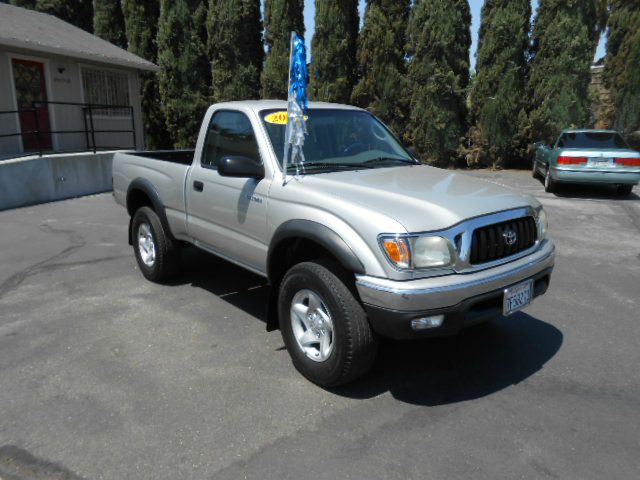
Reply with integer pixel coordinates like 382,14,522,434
616,157,640,167
382,238,410,268
557,156,588,165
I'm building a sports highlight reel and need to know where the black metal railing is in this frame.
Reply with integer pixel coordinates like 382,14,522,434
0,100,136,158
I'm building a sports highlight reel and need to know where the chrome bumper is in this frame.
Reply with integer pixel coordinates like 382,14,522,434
356,240,555,311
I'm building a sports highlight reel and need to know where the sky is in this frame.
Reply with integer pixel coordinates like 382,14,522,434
299,0,607,71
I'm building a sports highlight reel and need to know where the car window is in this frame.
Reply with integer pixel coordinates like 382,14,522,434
557,132,629,149
202,110,260,168
261,108,413,172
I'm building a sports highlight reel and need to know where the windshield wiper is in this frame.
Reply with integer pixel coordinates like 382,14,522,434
287,162,364,173
363,156,417,165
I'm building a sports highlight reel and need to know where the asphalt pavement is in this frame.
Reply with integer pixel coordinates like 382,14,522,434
0,170,638,479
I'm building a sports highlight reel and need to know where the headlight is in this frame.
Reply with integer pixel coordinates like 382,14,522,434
380,235,455,270
536,207,548,240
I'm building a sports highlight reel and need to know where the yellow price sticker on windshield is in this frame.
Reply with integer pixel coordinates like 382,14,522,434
264,111,289,124
264,111,308,125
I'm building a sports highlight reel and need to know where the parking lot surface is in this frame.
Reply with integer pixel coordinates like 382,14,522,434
1,170,639,479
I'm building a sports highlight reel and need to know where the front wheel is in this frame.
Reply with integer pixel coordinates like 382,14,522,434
531,159,540,179
278,260,378,387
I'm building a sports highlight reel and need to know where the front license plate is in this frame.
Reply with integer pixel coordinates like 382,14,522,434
503,280,533,316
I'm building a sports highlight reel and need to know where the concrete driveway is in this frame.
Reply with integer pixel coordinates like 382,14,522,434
0,171,638,479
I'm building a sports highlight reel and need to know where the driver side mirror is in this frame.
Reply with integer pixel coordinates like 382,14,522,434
217,155,264,179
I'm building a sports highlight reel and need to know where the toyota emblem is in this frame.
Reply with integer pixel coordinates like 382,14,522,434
503,229,517,246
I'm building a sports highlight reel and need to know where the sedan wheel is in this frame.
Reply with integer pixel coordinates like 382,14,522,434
544,168,557,193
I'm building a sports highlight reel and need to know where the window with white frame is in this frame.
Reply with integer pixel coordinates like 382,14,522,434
81,68,131,116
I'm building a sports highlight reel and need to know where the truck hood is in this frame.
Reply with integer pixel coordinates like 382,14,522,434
296,165,534,232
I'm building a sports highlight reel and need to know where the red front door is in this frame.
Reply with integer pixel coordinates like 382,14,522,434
12,58,53,152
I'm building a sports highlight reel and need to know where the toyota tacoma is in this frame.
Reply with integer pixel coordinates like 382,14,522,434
112,101,555,386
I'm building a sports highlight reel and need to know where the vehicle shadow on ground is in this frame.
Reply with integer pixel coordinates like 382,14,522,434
166,247,270,322
332,313,563,406
167,248,563,407
549,183,639,200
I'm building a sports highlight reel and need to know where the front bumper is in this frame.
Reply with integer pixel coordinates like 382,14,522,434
551,166,640,185
356,240,555,339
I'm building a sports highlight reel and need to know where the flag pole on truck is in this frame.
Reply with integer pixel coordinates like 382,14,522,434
282,31,309,181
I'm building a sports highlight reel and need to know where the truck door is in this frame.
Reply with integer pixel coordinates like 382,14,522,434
186,109,270,274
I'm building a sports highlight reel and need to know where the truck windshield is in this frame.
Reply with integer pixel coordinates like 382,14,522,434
557,132,629,149
261,108,416,172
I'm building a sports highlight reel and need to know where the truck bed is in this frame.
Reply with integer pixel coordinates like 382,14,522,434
127,150,195,165
112,150,194,240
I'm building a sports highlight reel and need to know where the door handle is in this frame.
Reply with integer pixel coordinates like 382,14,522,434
193,180,204,192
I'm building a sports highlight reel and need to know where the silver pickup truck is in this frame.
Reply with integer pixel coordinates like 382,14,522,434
112,100,555,386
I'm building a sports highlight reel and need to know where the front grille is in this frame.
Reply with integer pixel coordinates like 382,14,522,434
469,216,537,265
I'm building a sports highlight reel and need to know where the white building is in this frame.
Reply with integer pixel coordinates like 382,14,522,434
0,3,158,158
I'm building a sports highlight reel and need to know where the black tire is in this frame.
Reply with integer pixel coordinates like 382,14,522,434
278,259,378,387
131,206,179,282
616,184,633,197
544,167,557,193
531,159,540,179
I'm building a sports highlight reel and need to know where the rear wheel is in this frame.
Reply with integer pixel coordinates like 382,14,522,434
544,168,557,193
616,184,633,197
132,206,179,282
278,259,378,387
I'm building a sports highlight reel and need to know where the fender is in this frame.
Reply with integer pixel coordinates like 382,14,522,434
265,219,366,332
126,178,176,245
267,219,365,282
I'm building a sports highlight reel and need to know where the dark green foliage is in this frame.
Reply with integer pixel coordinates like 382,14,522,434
352,0,409,137
93,0,126,48
406,0,471,166
528,0,599,144
157,0,211,148
468,0,530,168
207,0,263,102
310,0,359,103
9,0,36,7
34,0,93,32
605,0,640,137
123,0,171,150
261,0,305,99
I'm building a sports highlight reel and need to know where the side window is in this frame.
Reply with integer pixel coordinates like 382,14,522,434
202,110,260,168
556,135,565,148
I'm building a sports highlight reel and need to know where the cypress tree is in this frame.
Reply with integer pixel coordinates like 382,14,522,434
34,0,93,32
9,0,36,7
528,0,599,144
406,0,471,166
157,0,211,148
351,0,409,137
261,0,305,99
123,0,171,150
207,0,263,102
311,0,359,103
93,0,126,49
605,0,640,139
468,0,531,168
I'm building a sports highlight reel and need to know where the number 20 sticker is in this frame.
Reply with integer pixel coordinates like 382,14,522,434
264,111,289,124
